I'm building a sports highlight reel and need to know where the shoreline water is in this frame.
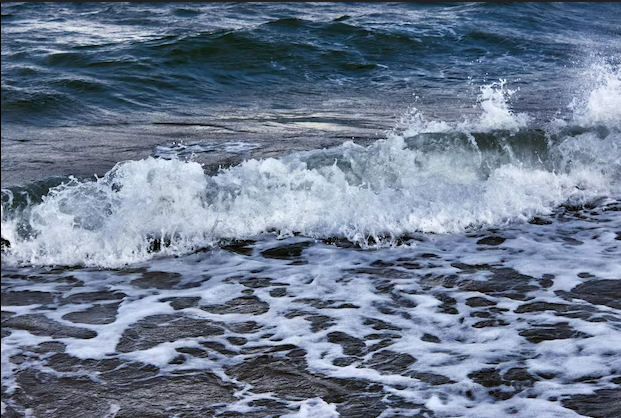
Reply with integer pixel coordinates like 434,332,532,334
2,199,620,417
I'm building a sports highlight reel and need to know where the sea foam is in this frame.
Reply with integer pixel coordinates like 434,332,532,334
1,76,619,267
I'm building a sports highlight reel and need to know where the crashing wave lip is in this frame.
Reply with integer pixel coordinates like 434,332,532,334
569,61,621,130
1,127,616,268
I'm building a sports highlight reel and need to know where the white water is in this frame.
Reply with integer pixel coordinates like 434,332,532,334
2,67,620,268
570,60,621,128
2,206,620,416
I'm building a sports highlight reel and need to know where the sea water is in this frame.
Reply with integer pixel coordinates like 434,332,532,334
2,3,620,417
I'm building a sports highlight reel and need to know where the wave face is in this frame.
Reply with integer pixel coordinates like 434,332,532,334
2,70,620,267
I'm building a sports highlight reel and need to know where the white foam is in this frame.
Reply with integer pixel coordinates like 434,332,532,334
4,132,616,267
2,76,619,267
281,398,340,418
103,404,121,418
570,61,621,128
398,78,531,136
154,141,260,160
2,216,620,417
434,397,586,418
2,330,52,396
474,79,531,131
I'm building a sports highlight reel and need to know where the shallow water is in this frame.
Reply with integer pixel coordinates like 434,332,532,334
2,200,620,417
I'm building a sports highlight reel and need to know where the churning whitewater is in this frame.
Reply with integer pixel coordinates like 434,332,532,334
2,70,620,268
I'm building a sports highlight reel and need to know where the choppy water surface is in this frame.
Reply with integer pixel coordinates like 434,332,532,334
2,2,621,418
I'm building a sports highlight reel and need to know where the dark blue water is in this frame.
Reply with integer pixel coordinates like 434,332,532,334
3,2,619,125
2,3,621,418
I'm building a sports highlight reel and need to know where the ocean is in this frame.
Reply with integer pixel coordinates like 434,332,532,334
1,2,620,417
